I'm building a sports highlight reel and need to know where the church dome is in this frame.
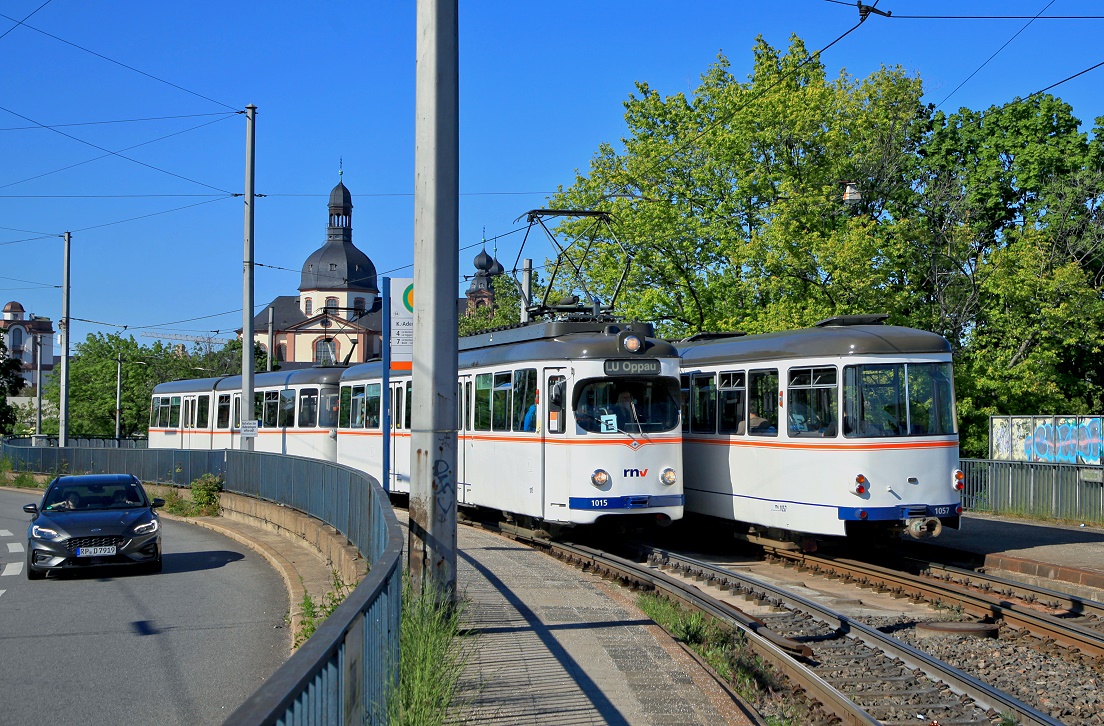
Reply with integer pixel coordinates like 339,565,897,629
329,181,352,213
473,249,494,273
3,301,24,314
300,240,378,292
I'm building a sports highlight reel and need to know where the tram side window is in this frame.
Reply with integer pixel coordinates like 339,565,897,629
547,375,566,434
169,396,181,428
718,371,746,434
350,385,366,428
233,396,241,429
338,386,352,428
278,390,295,427
183,399,193,429
690,374,717,434
404,381,412,430
464,381,472,431
680,375,690,433
787,367,837,437
261,391,280,428
319,391,339,428
217,394,231,429
492,372,512,431
392,384,405,429
512,368,538,432
747,370,778,436
197,396,210,429
365,383,381,428
299,388,319,428
474,374,492,431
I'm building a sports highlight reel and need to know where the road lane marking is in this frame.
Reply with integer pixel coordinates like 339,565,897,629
8,543,24,553
0,530,12,537
2,562,23,576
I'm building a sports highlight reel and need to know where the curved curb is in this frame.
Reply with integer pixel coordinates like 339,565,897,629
162,513,306,652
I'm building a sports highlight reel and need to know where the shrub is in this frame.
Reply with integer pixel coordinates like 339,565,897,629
190,473,223,515
11,471,39,488
162,488,192,516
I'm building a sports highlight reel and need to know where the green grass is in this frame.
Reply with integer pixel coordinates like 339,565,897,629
10,471,40,488
294,570,355,647
387,575,471,726
637,592,799,726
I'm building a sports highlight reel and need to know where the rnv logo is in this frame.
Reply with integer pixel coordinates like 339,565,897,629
623,468,649,477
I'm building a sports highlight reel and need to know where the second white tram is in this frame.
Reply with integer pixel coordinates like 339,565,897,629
677,316,962,542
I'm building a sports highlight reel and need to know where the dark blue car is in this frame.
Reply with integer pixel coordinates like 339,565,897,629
24,474,165,579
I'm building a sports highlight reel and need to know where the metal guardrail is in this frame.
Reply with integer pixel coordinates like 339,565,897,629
9,436,148,449
1,438,403,725
961,458,1104,525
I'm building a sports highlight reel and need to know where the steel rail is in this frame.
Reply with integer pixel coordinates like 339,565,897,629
535,539,880,726
638,544,1062,726
909,557,1104,619
772,550,1104,659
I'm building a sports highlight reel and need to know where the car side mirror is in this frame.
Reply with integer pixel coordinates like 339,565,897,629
22,503,38,514
151,498,166,509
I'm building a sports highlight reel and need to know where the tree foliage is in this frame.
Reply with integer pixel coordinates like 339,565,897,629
40,334,267,438
0,338,26,435
548,33,1104,456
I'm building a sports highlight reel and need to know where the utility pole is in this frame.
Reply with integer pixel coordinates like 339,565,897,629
34,333,42,436
241,104,257,451
409,0,458,600
115,355,122,440
59,231,71,447
266,306,274,371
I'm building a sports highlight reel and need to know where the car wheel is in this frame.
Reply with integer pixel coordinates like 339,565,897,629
26,549,45,580
148,556,162,574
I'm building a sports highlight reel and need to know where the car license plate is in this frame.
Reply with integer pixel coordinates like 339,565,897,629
76,546,116,557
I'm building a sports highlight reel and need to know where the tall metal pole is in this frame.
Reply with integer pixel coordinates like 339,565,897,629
241,104,257,451
409,0,458,599
34,333,42,436
59,231,71,447
115,355,122,440
381,277,392,493
521,258,533,324
266,306,274,372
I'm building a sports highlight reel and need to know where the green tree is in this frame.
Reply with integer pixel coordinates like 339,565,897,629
0,338,26,434
549,36,930,337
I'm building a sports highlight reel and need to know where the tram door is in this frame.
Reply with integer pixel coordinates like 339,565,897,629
542,368,568,514
457,376,472,504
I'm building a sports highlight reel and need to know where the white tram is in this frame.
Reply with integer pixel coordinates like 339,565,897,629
337,321,684,527
149,368,342,461
678,315,963,542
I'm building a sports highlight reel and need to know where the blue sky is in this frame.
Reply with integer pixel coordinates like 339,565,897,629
2,1,1102,348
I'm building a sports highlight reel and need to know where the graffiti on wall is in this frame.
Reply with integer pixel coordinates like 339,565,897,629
991,415,1102,465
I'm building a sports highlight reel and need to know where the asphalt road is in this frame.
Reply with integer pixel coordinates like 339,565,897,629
0,488,290,726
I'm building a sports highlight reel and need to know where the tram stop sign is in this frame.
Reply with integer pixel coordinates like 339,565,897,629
241,420,258,438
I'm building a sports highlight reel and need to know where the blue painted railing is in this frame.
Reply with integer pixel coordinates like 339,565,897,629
1,438,403,725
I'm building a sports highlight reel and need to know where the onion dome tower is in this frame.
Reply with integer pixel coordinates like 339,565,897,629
466,246,503,311
299,176,379,302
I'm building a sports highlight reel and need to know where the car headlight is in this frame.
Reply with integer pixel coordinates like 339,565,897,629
131,519,160,536
31,524,59,540
591,469,610,487
660,468,677,486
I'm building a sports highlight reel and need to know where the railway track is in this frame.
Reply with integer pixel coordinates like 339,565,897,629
483,520,1058,725
765,548,1104,662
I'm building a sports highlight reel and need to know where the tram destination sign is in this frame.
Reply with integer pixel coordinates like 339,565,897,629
604,359,661,376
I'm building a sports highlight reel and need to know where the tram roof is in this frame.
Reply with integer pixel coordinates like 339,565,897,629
341,320,678,381
677,325,951,366
152,367,344,395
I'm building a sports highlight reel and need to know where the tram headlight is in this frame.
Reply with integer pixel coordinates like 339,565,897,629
591,469,610,487
952,468,965,491
660,468,677,486
622,334,643,353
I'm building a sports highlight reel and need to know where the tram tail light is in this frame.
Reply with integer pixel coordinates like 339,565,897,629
853,474,867,496
952,469,965,491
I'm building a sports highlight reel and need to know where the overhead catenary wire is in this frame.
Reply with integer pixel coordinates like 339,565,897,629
0,11,238,111
0,104,237,194
0,0,52,43
0,111,238,132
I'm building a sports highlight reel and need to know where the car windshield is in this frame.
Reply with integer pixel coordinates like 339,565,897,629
43,483,147,512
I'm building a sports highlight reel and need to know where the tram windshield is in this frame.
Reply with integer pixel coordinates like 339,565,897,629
843,363,956,437
574,377,681,433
